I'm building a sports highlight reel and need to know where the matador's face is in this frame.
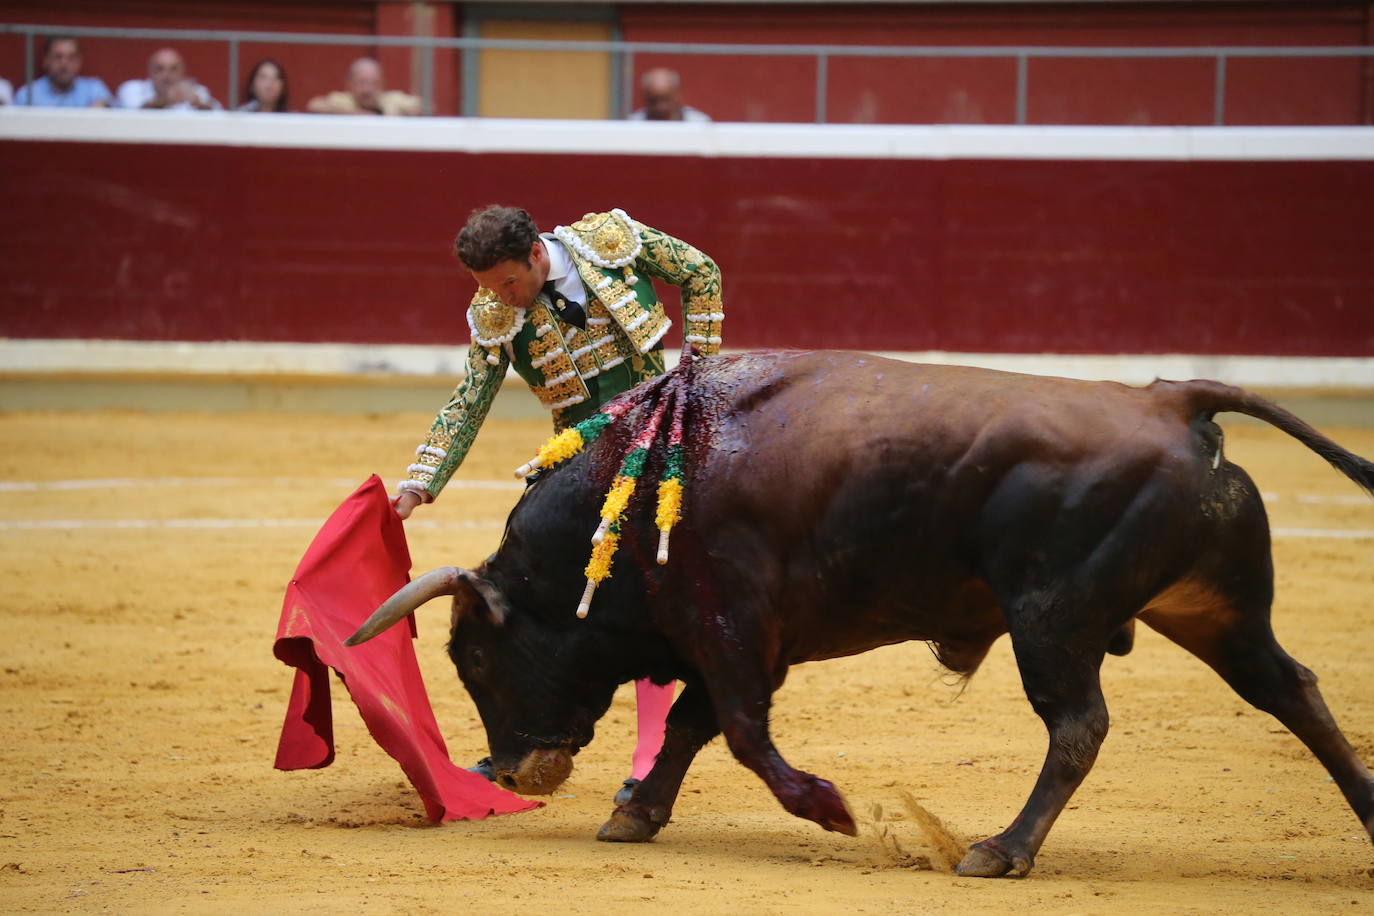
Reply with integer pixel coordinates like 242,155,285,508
469,241,549,311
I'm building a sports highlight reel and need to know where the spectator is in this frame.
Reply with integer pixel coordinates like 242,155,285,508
626,67,710,122
14,36,112,108
0,78,12,106
117,48,220,111
306,57,420,116
237,59,288,112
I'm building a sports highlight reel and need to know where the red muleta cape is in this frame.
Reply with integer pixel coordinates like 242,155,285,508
272,475,539,821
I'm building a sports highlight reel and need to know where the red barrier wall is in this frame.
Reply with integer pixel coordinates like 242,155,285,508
3,137,1371,356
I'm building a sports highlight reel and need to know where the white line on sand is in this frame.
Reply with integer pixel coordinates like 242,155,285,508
0,520,1368,538
0,518,502,530
1,479,1368,536
1269,528,1374,540
2,479,1368,505
0,477,522,492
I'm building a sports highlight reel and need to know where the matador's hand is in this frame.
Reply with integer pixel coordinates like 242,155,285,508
391,490,424,520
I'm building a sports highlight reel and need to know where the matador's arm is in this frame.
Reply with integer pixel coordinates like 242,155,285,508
633,223,724,356
399,340,509,502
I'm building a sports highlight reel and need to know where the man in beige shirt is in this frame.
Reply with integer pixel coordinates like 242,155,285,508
307,57,420,116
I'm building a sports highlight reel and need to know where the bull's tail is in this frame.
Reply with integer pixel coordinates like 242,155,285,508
1175,379,1374,498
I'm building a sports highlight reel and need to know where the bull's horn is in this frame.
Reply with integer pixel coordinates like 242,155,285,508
344,567,464,646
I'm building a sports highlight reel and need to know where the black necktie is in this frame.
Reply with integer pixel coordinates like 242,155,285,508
541,280,586,330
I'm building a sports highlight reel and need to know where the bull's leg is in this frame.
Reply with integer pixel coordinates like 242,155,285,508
597,682,720,842
958,623,1111,878
698,659,858,837
1142,606,1374,849
1140,464,1374,850
654,537,856,836
719,715,858,836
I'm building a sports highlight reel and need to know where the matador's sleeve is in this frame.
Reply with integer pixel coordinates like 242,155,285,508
634,223,724,356
399,340,508,501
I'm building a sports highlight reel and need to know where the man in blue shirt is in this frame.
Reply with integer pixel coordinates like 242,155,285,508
16,36,112,108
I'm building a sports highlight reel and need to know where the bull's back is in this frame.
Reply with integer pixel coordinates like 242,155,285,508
690,350,1194,507
679,351,1211,659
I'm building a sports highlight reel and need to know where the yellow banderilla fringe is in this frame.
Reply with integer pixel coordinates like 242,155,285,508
600,475,637,523
655,476,683,532
578,530,622,618
514,427,584,478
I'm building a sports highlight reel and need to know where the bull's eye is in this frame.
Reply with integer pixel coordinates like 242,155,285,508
467,646,486,678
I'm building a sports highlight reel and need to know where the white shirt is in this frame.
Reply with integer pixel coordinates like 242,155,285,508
627,105,711,123
539,234,586,306
0,78,12,106
116,78,221,111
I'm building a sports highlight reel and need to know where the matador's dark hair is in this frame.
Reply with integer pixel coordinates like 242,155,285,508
454,205,540,271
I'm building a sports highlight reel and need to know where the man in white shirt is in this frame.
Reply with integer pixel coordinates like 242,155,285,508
626,67,711,122
117,48,220,111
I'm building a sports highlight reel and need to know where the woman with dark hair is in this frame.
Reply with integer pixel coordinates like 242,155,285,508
238,59,287,112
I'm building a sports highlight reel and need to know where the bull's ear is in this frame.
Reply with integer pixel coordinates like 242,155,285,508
453,569,512,627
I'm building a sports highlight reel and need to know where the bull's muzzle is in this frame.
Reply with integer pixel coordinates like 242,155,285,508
495,747,574,796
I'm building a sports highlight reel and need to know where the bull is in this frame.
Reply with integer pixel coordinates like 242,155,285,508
348,350,1374,877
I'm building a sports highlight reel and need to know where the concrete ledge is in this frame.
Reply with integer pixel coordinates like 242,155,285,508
5,109,1374,161
3,338,1372,389
3,370,1371,427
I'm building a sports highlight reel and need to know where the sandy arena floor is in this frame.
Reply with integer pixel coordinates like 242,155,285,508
1,396,1372,914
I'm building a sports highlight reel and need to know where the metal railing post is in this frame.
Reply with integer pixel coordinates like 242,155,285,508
23,29,33,105
1213,54,1227,126
1016,53,1028,125
421,44,434,115
816,52,828,123
460,20,479,117
227,37,239,109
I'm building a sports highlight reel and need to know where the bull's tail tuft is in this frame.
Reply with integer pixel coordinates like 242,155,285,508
1178,379,1374,498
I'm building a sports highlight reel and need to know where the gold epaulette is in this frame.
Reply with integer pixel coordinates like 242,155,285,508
554,208,642,268
467,288,525,349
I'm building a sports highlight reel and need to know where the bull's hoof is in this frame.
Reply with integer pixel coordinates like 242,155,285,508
466,757,496,782
955,841,1032,878
596,805,667,843
799,777,858,836
821,805,859,837
613,778,640,806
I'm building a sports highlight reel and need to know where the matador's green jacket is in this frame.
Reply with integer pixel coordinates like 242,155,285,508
400,208,724,501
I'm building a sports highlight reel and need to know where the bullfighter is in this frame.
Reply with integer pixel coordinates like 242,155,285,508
392,204,724,804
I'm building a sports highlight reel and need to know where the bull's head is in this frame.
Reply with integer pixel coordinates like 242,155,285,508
345,567,616,796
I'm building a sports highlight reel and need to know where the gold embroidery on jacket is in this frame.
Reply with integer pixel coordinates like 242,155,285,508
572,258,670,355
408,208,721,501
408,341,507,495
524,302,587,411
558,209,642,267
636,224,723,355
